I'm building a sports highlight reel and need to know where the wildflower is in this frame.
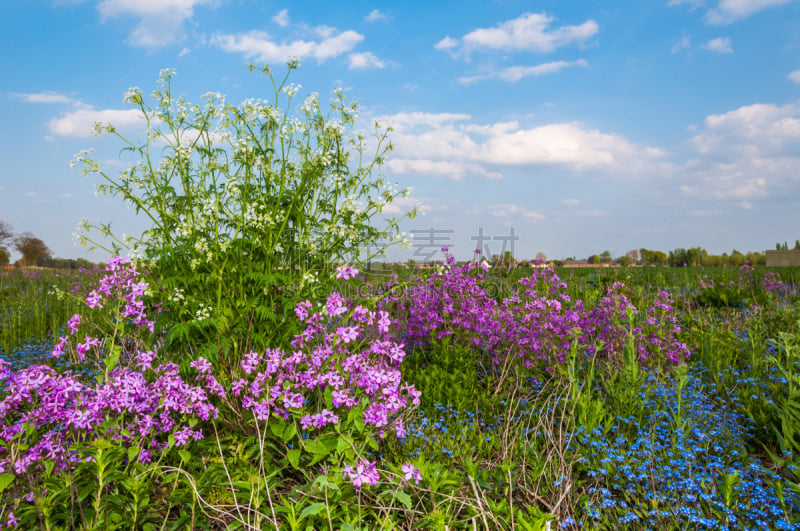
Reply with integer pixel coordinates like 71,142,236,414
401,462,422,484
344,460,379,489
335,264,359,280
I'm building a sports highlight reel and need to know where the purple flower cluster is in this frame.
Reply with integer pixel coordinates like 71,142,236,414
380,257,689,371
52,256,154,363
231,288,421,439
0,350,220,476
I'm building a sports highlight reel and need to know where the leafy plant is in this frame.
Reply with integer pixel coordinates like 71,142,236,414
73,61,417,365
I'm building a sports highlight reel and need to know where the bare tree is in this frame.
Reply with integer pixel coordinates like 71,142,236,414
0,221,13,268
0,221,12,248
626,249,639,264
13,232,52,267
535,251,547,262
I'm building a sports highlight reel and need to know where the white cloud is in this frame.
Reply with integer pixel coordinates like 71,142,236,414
680,101,800,202
212,28,363,63
497,59,588,81
461,59,588,83
789,69,800,83
669,0,798,23
96,0,214,47
562,198,580,206
378,111,669,180
489,203,545,221
707,0,797,23
48,105,144,137
178,47,191,57
348,51,386,69
671,35,691,54
388,159,501,180
365,9,388,22
272,9,289,27
703,37,733,53
440,12,598,58
12,91,73,104
434,36,459,50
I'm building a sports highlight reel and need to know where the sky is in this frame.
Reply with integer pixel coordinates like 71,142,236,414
1,0,799,264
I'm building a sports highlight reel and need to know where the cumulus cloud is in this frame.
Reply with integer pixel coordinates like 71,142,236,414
12,91,74,104
669,0,798,24
438,12,598,58
458,59,588,84
272,9,289,27
702,37,733,53
212,27,363,63
680,101,800,203
96,0,214,47
48,105,144,137
789,69,800,83
348,51,386,69
365,9,388,22
377,111,669,181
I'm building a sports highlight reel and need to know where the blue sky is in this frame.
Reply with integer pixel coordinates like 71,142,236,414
1,0,799,263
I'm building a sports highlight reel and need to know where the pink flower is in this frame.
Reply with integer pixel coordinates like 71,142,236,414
335,265,359,280
344,460,379,489
67,313,82,334
401,462,422,484
190,357,212,374
295,300,313,321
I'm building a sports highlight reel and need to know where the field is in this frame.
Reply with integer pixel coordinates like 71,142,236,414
1,260,799,530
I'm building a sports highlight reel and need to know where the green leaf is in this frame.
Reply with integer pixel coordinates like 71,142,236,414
282,423,297,443
394,491,412,509
270,418,287,439
128,446,140,463
299,502,326,520
287,448,301,469
103,343,122,373
178,450,192,466
0,473,14,493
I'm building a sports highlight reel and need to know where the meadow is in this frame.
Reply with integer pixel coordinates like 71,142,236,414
2,63,800,529
1,259,799,530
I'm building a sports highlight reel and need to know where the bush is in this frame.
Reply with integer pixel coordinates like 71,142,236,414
73,62,417,364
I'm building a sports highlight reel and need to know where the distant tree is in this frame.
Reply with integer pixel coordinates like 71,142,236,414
13,233,52,267
0,221,13,266
639,248,667,266
626,249,639,264
686,247,707,267
777,242,782,250
795,240,800,251
600,250,612,264
535,251,547,262
728,249,745,266
587,254,600,264
0,221,12,246
617,255,632,267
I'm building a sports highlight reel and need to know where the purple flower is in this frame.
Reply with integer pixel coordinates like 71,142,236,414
401,462,422,484
295,300,313,321
335,265,359,280
67,314,82,334
190,357,212,374
344,460,379,489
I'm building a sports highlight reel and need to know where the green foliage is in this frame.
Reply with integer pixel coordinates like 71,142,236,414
73,63,416,361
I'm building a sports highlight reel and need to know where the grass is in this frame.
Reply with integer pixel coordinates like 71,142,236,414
1,264,800,529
